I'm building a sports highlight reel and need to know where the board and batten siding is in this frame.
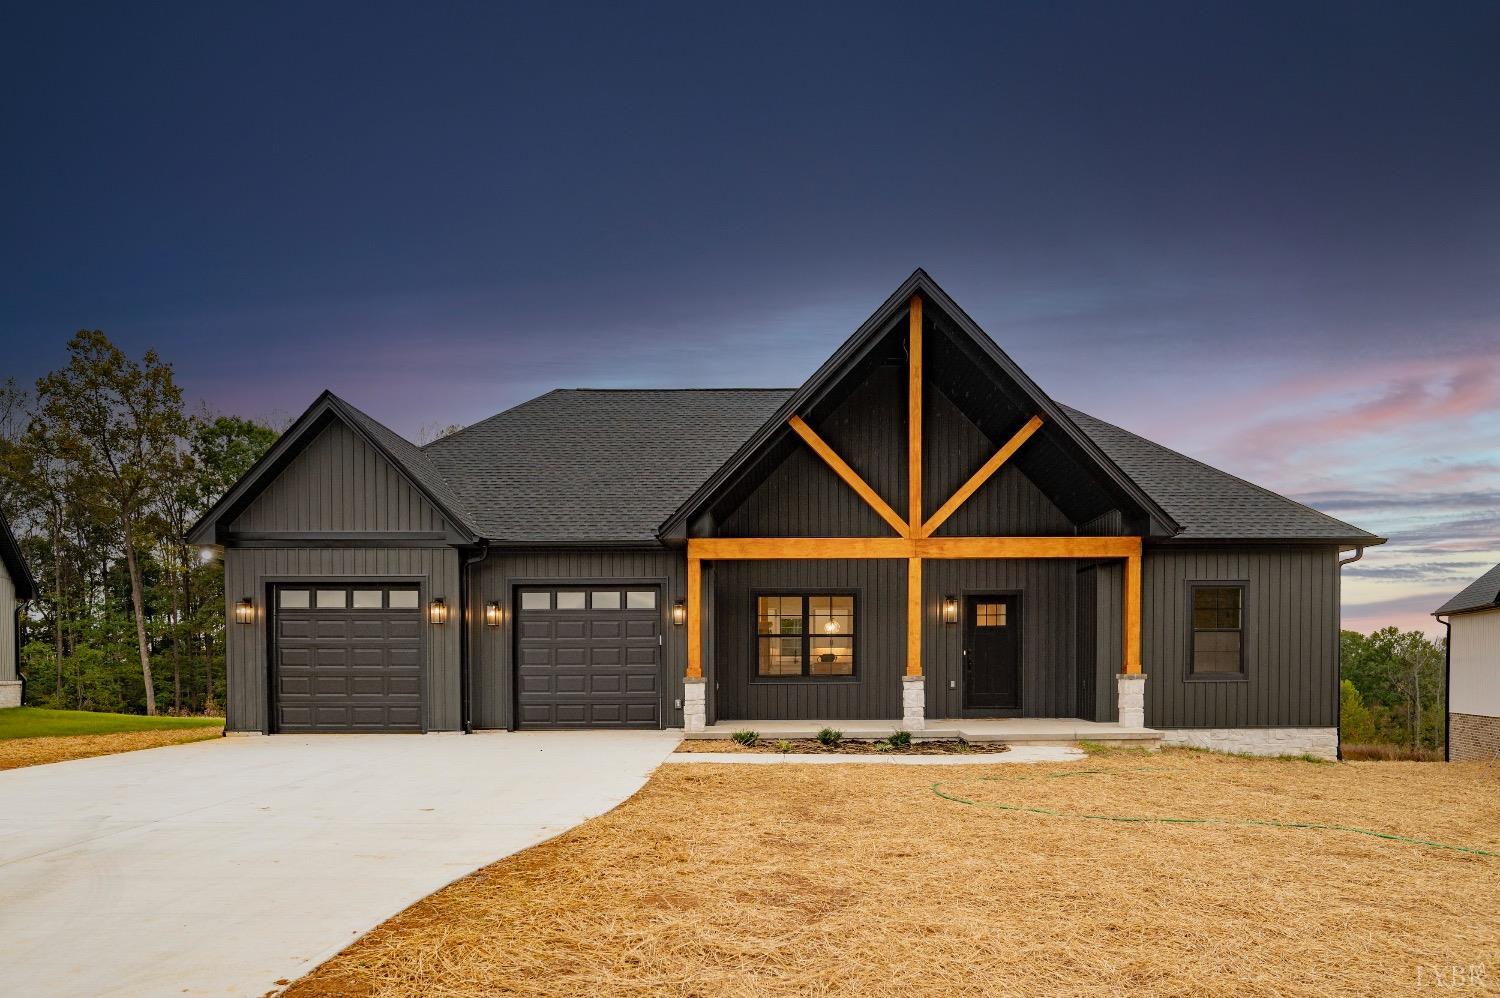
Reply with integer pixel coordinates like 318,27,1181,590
472,548,687,729
1075,562,1124,722
1142,545,1340,729
230,420,452,534
712,559,904,721
224,547,462,732
923,559,1078,719
0,567,15,683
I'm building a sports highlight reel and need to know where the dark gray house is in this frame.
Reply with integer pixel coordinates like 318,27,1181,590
189,271,1381,757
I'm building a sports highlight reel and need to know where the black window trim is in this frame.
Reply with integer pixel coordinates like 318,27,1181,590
751,588,859,683
1185,581,1248,682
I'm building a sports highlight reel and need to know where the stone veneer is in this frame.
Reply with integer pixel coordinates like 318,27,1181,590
1160,727,1339,760
683,677,707,732
1449,712,1500,762
901,675,925,731
1116,673,1146,729
0,680,20,709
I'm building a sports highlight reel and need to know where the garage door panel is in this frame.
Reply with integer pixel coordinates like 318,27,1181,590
515,587,662,729
274,584,423,733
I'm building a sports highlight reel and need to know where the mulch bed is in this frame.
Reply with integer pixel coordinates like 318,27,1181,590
675,737,1000,755
286,750,1500,997
0,728,223,771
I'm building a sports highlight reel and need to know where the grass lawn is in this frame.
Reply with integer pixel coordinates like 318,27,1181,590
0,708,223,771
289,748,1499,998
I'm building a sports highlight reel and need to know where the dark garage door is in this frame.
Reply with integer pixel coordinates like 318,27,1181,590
516,586,661,728
273,584,423,732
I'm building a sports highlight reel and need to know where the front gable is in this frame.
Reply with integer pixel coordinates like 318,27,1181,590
664,269,1175,541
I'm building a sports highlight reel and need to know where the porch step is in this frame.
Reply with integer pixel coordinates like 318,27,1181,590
690,719,1162,747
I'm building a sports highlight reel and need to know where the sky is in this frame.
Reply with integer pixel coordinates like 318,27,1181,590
3,1,1497,635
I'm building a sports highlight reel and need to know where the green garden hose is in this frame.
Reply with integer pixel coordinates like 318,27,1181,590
930,780,1498,858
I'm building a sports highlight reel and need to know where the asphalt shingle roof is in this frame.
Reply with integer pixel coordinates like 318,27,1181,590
422,389,793,542
360,387,1382,545
1062,406,1381,543
1433,564,1500,616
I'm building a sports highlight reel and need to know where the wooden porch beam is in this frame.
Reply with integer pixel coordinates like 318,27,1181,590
787,415,908,537
907,295,923,533
919,415,1043,538
686,535,1142,560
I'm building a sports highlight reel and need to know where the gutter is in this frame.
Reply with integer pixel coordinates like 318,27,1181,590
458,541,490,734
1334,547,1365,761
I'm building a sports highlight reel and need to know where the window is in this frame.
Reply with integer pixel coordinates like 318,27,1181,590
352,590,383,609
388,589,420,610
1191,585,1244,677
626,591,657,609
591,591,622,609
520,591,551,611
555,591,586,610
756,594,855,678
316,589,347,609
278,589,310,609
975,602,1007,627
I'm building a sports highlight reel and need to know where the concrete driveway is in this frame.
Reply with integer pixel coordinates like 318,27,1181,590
0,731,679,996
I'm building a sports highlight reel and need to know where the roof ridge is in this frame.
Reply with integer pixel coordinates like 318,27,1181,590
1060,404,1377,540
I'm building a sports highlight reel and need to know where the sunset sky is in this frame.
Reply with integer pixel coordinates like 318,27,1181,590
4,2,1497,634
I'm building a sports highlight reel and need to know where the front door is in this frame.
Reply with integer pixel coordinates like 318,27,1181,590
964,595,1020,711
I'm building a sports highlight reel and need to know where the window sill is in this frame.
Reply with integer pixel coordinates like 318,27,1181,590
751,676,860,685
1184,674,1249,683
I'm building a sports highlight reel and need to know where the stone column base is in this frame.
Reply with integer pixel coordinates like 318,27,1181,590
0,680,20,709
1116,673,1146,729
902,675,926,731
684,677,707,732
1160,727,1338,760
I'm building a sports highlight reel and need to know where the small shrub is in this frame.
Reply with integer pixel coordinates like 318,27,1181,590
887,730,912,749
731,729,760,747
774,739,794,754
874,741,894,752
816,727,843,747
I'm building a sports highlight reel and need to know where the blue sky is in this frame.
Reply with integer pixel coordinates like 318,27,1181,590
3,1,1498,633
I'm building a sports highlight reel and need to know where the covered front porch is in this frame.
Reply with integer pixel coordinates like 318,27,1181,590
686,716,1161,745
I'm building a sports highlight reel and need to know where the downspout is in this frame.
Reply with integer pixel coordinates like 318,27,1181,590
1334,547,1365,761
1436,613,1451,762
458,541,489,734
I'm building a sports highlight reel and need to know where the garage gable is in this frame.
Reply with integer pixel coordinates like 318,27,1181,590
189,391,478,545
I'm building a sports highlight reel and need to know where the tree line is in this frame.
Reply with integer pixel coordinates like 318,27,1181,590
1339,627,1446,753
1,331,276,715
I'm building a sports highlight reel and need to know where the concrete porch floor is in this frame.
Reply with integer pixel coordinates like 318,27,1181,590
688,718,1161,745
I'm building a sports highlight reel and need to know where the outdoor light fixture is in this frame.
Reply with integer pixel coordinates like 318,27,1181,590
943,595,959,625
234,598,254,625
485,601,502,627
429,597,449,625
671,600,686,626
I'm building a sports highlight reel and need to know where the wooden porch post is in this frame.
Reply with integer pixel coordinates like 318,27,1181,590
906,556,922,677
1123,550,1142,674
686,554,702,679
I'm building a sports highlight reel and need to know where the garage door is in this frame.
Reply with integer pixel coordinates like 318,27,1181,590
273,584,423,732
515,586,661,728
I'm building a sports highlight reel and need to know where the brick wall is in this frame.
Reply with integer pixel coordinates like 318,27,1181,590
1449,712,1500,762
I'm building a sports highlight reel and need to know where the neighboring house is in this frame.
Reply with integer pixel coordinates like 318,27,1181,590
1433,565,1500,761
189,270,1382,757
0,510,36,708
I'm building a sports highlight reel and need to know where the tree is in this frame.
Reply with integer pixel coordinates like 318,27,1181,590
33,332,188,715
1339,679,1376,744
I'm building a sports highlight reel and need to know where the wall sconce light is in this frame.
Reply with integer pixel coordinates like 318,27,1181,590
484,601,502,627
234,598,254,625
671,600,687,627
943,595,959,625
429,598,449,625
